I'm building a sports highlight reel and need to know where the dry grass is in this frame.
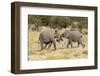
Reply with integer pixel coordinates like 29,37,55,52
28,30,88,61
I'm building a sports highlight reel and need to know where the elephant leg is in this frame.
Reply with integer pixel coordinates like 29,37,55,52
39,36,44,50
52,40,56,50
67,40,70,48
79,40,85,48
43,44,48,49
40,41,44,50
70,40,73,48
78,42,80,47
48,42,52,49
67,39,73,48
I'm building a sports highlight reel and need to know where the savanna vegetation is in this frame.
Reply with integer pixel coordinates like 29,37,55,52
28,15,88,61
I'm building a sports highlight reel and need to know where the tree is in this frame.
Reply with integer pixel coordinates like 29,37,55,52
28,15,88,31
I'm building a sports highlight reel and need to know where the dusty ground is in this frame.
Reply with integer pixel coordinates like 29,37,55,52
28,31,88,61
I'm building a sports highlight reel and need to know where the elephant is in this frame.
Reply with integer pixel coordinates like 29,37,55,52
39,28,60,50
61,30,85,48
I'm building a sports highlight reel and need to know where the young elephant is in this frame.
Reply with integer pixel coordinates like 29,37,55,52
39,29,60,50
61,30,85,48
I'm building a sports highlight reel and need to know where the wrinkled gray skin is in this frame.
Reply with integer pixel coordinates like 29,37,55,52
39,29,60,50
61,30,85,48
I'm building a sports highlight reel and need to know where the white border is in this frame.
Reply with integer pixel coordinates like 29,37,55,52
20,6,95,70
